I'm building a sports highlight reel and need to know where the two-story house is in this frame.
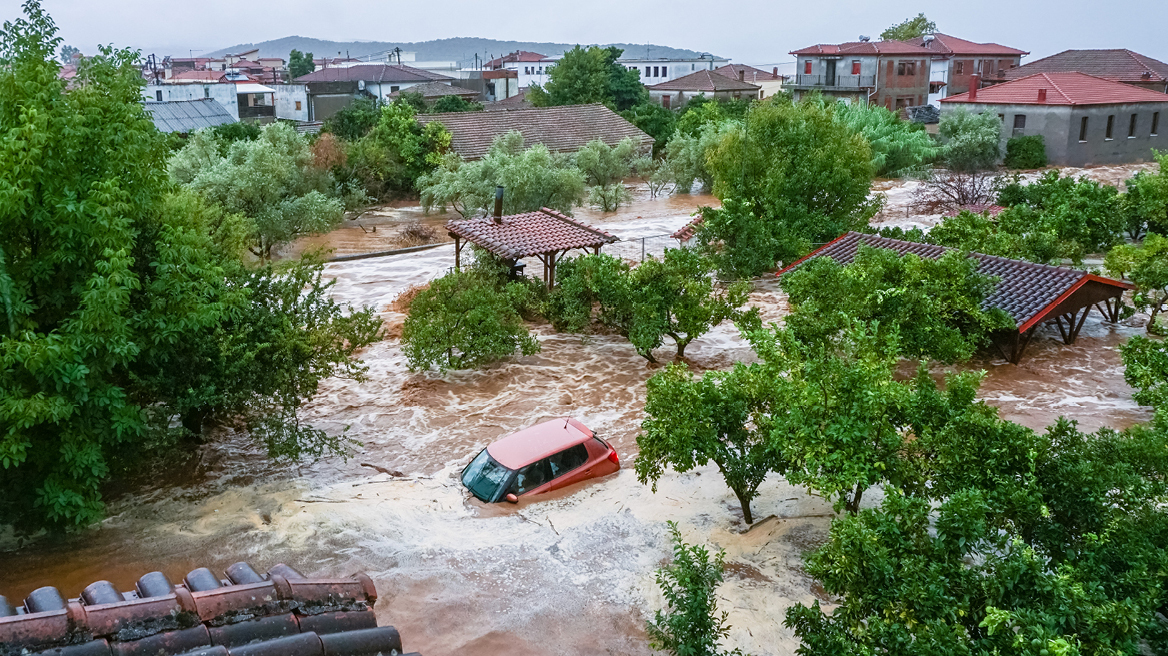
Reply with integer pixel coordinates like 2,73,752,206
906,33,1028,105
789,39,933,110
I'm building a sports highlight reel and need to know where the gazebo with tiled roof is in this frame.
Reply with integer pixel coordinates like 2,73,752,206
777,232,1134,363
446,202,618,288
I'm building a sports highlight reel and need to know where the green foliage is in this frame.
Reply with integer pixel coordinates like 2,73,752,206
1121,150,1168,239
621,101,677,155
938,108,1001,172
1004,134,1048,169
693,199,806,279
550,250,752,362
394,91,427,113
210,120,262,144
57,43,77,63
288,49,314,79
419,131,585,218
665,118,737,194
170,122,344,260
576,137,639,211
528,45,648,111
401,270,540,373
323,96,381,141
429,94,483,113
880,13,937,41
646,523,743,656
632,155,674,199
1106,233,1168,333
923,208,1084,265
998,170,1124,252
1121,334,1168,419
781,245,1015,363
707,98,880,246
348,101,451,198
832,100,940,177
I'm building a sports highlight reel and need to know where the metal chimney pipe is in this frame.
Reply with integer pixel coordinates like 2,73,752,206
493,186,504,223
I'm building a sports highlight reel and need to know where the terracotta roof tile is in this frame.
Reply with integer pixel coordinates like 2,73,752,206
294,64,451,83
417,104,652,160
790,40,933,56
777,232,1131,330
647,69,760,92
998,49,1168,84
941,71,1168,105
486,50,550,67
671,216,703,240
911,33,1028,56
446,208,618,259
387,81,479,99
714,64,779,82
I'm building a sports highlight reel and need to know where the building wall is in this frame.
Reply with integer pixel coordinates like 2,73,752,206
274,85,309,121
941,101,1168,166
145,83,240,119
945,56,1022,97
649,88,757,109
874,57,930,109
927,58,949,106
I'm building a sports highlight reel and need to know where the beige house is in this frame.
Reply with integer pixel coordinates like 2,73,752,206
646,69,761,109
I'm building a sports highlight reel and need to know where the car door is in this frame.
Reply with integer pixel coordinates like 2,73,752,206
547,443,591,490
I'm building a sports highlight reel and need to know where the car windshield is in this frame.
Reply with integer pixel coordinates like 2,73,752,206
461,449,514,502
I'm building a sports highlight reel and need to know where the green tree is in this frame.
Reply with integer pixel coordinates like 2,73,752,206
880,13,937,41
419,131,585,218
1004,134,1048,169
1121,150,1168,239
576,137,638,211
528,45,648,110
938,107,1001,171
401,271,540,373
348,100,451,198
707,98,880,246
288,49,314,79
210,120,262,144
781,245,1014,363
832,100,940,177
323,96,381,141
621,101,677,155
57,42,77,63
1106,233,1168,333
632,154,674,199
646,523,743,656
999,170,1124,252
666,118,738,194
916,207,1084,265
170,122,344,260
429,94,483,113
692,199,802,279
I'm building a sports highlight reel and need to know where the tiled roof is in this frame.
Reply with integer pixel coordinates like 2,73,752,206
911,33,1028,56
294,64,451,83
446,208,618,259
647,69,760,92
169,70,227,82
671,215,703,241
144,99,235,133
715,64,779,82
790,40,933,56
484,89,533,111
997,49,1168,84
417,104,653,160
486,50,550,67
387,81,479,99
777,232,1132,332
941,72,1168,105
0,561,421,656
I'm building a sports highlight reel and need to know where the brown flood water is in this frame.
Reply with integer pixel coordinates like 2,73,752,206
0,174,1156,656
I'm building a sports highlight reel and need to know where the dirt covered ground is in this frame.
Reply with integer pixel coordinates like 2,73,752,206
0,165,1157,655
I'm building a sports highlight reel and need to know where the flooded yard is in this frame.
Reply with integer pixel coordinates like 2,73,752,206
0,168,1155,655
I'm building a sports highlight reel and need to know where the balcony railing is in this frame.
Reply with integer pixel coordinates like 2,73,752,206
792,74,876,89
238,104,276,120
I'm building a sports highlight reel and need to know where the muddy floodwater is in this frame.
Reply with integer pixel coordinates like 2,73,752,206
0,169,1156,655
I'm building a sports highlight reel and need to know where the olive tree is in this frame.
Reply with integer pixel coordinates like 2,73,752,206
576,137,639,211
1106,233,1168,333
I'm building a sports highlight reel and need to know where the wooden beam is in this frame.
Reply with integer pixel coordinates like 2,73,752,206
452,235,462,271
1069,304,1091,343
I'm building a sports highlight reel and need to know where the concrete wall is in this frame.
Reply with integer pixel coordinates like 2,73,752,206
274,85,309,121
941,101,1168,166
649,88,758,109
145,84,240,119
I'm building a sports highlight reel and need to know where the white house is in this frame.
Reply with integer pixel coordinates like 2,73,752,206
143,82,304,123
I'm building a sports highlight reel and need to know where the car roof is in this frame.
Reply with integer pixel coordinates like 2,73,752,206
486,418,594,470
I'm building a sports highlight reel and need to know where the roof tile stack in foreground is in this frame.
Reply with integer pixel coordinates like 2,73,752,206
777,232,1132,333
417,104,653,160
647,69,760,92
446,208,617,259
145,99,235,133
0,561,420,656
997,49,1168,84
941,72,1168,105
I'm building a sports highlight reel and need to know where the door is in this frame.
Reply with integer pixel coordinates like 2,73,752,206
825,60,837,87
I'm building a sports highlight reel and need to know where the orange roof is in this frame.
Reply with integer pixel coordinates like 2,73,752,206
790,40,933,56
911,33,1027,57
941,71,1168,105
487,418,594,469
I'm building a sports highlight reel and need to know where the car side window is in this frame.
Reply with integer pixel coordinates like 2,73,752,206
513,458,553,494
548,444,589,478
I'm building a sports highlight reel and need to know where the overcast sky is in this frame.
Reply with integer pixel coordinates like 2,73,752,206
14,0,1168,65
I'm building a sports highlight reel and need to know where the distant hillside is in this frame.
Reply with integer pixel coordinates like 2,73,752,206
204,36,718,66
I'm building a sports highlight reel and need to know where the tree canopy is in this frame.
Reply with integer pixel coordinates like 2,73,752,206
880,13,937,41
288,49,314,79
528,45,648,110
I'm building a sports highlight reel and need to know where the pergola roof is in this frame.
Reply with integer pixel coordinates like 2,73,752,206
778,232,1132,333
446,208,617,260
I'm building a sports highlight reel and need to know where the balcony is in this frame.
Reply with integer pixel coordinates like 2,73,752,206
791,74,876,90
238,104,275,120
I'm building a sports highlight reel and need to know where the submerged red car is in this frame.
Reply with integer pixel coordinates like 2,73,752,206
461,418,620,503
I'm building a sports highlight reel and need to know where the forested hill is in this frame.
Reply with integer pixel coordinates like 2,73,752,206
204,36,716,66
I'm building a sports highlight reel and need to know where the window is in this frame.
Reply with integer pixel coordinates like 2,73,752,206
691,63,695,71
851,60,861,75
653,66,659,77
295,100,302,111
203,85,210,98
998,113,1005,122
512,458,552,494
1080,116,1089,142
955,61,964,75
897,61,915,76
804,61,812,75
645,66,651,77
1154,112,1161,136
548,444,589,478
1013,114,1026,130
1106,114,1115,139
155,90,162,101
660,66,667,78
390,85,400,92
1129,113,1138,137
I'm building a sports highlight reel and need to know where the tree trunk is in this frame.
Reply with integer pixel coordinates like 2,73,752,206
845,483,864,515
734,487,754,525
181,407,209,443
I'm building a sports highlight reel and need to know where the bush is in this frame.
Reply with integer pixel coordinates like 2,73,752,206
401,271,540,372
396,222,438,247
1003,134,1047,169
938,108,1001,172
997,170,1123,252
430,95,483,113
832,100,940,177
693,199,807,279
348,101,451,199
323,96,381,141
576,137,638,212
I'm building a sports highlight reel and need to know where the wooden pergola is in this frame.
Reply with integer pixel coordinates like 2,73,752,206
446,207,618,289
777,232,1134,364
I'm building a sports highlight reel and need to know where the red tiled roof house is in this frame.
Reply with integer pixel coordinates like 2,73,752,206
940,72,1168,166
646,69,761,109
908,33,1028,103
990,49,1168,94
789,39,934,110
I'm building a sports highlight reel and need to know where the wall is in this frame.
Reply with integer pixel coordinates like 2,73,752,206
875,56,929,110
274,85,309,121
649,88,756,109
927,58,949,106
144,83,240,119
